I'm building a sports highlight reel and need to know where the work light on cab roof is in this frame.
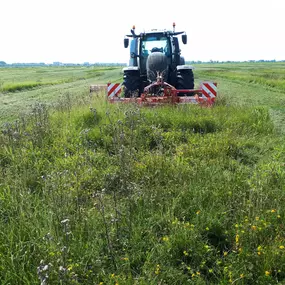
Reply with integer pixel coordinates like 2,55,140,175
91,23,217,106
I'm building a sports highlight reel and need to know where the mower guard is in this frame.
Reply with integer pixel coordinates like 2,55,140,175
105,81,217,106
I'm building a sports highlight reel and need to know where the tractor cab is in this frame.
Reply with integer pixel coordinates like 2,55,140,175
139,33,172,78
141,35,170,57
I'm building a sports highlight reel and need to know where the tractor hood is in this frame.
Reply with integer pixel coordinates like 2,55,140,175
146,52,169,83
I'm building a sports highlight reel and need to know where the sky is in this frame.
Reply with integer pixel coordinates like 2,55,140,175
0,0,284,64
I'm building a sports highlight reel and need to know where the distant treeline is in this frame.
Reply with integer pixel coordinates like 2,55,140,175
0,59,284,67
186,59,285,64
0,62,127,67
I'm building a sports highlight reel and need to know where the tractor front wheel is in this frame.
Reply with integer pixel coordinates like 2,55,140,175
123,70,140,98
176,69,194,95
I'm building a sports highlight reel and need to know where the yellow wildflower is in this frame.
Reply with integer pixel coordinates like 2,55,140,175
162,236,169,242
155,264,160,275
183,250,189,256
251,225,257,231
235,234,239,244
265,271,270,276
271,209,276,213
196,210,201,215
223,251,228,256
280,245,285,249
240,273,244,278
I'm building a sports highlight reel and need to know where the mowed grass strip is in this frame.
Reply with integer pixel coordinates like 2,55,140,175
195,62,285,93
0,66,122,93
0,67,122,123
2,81,61,92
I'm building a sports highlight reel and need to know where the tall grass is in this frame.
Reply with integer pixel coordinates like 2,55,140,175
1,88,285,284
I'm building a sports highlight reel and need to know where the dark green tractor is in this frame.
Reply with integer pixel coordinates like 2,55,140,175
123,23,194,97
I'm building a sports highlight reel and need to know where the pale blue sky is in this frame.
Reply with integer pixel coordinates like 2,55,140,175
0,0,284,63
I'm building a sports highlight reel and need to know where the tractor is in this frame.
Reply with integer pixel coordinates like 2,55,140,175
123,23,194,97
91,23,217,105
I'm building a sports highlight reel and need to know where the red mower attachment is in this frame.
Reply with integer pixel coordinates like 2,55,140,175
107,80,217,106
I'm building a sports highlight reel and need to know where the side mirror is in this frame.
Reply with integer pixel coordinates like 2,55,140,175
182,34,187,44
124,38,129,48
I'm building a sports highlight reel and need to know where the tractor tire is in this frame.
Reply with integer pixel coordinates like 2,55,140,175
123,70,140,98
176,69,194,95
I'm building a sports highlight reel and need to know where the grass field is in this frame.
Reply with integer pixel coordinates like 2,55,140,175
1,63,285,284
0,66,122,123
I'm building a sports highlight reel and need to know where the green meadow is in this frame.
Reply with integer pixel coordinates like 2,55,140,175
1,62,285,284
0,66,122,122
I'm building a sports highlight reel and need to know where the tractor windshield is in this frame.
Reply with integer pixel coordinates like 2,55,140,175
141,35,170,57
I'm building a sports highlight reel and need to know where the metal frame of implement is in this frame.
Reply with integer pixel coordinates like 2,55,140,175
106,79,217,106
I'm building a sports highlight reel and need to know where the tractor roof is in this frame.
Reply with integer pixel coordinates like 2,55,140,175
126,28,184,38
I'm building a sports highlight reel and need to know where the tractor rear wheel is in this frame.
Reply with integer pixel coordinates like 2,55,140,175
176,69,194,95
123,70,140,98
